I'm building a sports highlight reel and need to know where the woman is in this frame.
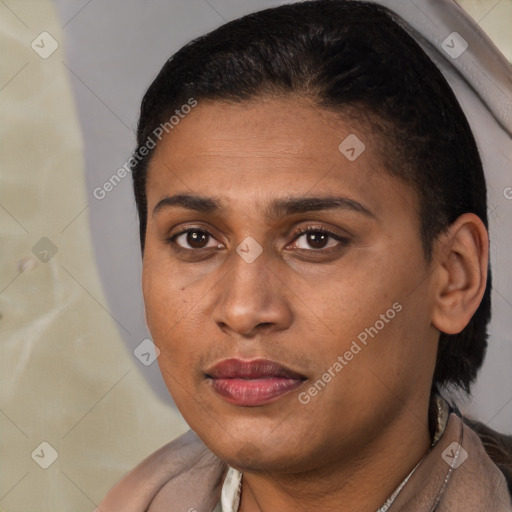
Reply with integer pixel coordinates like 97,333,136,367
98,1,512,510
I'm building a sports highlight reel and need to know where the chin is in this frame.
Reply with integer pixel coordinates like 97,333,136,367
222,449,292,474
202,432,306,474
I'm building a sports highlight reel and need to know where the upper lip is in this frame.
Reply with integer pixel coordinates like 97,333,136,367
205,358,306,380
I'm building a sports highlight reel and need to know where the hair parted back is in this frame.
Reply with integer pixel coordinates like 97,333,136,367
131,0,491,396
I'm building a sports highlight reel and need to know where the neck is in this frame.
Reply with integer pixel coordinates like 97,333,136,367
238,405,432,512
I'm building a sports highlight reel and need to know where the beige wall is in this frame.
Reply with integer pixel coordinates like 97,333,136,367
0,2,188,510
457,0,512,62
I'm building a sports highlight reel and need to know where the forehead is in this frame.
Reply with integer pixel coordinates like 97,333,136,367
145,97,416,219
150,97,368,170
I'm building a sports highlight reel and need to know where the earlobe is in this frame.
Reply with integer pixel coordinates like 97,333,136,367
431,213,489,335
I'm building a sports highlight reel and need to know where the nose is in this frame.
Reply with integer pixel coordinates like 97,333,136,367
212,247,293,338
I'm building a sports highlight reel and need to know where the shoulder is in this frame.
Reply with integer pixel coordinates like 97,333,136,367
462,415,512,495
96,429,227,512
441,413,512,511
393,411,512,511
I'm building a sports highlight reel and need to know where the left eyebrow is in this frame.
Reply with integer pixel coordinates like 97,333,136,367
265,195,376,220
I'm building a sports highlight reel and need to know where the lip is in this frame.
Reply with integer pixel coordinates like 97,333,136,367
206,358,307,406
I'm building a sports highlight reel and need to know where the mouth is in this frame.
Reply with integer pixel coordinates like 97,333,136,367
205,358,307,407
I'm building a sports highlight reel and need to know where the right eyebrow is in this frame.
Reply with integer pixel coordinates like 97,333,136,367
152,194,221,216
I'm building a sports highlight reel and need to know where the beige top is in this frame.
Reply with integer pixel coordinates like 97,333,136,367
97,396,512,511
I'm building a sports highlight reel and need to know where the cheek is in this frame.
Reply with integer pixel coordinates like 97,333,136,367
142,246,195,333
142,268,177,339
142,253,212,379
311,256,403,343
311,243,428,379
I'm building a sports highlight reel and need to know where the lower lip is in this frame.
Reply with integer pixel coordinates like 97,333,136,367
209,377,304,406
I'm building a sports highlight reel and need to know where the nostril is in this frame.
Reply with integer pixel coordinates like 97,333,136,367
256,322,273,329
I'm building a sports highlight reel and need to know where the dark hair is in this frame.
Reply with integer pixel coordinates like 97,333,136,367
132,0,491,396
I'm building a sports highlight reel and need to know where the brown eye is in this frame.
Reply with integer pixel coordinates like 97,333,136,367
172,229,220,250
291,228,348,251
187,231,208,248
304,232,329,249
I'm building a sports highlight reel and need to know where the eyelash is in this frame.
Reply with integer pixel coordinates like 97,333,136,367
165,225,350,254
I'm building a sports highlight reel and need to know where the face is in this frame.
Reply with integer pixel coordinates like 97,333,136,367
142,96,440,473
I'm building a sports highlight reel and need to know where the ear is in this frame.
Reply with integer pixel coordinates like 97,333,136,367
431,213,489,335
